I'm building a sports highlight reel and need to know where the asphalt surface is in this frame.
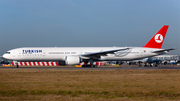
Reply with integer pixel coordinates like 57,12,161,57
0,65,180,70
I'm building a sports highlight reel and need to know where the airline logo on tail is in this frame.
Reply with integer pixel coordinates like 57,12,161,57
143,25,169,49
154,34,163,43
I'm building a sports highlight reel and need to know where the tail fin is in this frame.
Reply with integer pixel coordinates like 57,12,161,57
143,25,169,49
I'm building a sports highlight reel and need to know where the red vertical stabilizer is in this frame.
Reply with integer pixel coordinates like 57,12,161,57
143,25,169,49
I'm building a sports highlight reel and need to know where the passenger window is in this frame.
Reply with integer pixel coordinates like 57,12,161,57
65,52,70,54
49,52,64,54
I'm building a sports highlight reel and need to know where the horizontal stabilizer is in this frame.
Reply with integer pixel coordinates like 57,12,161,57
152,48,175,53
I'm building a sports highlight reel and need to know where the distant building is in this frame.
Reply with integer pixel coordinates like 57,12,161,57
152,55,179,61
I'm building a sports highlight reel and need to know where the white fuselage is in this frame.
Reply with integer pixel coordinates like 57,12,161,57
2,47,166,62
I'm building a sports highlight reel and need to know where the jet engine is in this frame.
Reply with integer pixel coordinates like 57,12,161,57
65,55,81,65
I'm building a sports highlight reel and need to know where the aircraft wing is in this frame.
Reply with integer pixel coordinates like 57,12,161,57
81,48,130,58
152,48,175,53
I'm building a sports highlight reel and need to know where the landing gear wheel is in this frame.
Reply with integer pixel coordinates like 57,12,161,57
82,65,97,68
93,65,97,67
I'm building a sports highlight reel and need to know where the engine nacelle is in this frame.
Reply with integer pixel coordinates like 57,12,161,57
65,55,81,65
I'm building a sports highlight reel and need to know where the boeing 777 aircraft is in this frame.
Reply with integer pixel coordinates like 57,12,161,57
3,25,174,67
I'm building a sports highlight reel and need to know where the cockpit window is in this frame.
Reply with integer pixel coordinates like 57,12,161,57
5,52,10,54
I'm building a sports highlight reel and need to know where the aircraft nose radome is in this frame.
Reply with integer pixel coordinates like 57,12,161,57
2,54,8,59
2,54,6,58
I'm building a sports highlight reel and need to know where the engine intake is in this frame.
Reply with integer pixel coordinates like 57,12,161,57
65,55,81,65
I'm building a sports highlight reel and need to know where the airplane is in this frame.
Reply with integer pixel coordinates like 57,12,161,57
131,57,162,67
2,25,175,67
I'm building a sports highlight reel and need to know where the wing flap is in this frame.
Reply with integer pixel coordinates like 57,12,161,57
81,48,130,58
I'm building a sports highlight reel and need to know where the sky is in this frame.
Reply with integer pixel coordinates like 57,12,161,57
0,0,180,55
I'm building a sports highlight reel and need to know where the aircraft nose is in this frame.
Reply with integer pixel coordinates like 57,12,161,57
2,54,9,59
2,54,7,59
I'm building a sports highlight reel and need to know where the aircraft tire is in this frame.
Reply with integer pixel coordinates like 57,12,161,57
93,65,97,68
16,65,19,68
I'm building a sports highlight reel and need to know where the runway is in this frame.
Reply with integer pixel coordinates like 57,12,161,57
1,65,180,70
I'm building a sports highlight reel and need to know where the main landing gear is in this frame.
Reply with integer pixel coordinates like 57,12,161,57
82,60,97,68
82,65,97,67
142,62,158,67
